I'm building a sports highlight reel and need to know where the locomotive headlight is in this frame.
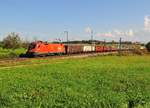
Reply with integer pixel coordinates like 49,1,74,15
58,47,61,50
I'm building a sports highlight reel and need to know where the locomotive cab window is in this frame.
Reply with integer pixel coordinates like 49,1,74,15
28,43,36,50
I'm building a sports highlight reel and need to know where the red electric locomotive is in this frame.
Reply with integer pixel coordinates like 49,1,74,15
26,41,65,57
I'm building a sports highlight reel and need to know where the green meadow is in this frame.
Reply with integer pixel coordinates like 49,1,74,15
0,56,150,108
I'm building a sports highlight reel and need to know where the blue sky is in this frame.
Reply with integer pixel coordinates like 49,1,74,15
0,0,150,42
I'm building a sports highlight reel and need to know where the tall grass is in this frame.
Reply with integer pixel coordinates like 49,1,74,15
0,56,150,107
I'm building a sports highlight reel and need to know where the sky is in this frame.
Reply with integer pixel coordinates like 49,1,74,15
0,0,150,43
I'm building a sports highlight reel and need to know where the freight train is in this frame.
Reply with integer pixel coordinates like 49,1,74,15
25,41,117,57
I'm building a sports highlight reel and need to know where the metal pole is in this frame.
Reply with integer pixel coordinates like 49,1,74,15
103,39,106,51
119,37,122,50
104,39,106,46
119,37,122,55
91,30,93,44
64,31,69,43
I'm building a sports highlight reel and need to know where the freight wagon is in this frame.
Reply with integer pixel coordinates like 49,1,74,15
65,44,83,54
95,46,104,52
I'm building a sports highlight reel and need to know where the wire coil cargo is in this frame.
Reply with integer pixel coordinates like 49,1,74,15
83,45,95,52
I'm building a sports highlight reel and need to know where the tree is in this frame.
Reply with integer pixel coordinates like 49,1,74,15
146,42,150,52
2,32,22,49
21,41,30,49
0,41,3,47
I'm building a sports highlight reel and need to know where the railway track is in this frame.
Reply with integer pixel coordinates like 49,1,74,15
0,49,134,69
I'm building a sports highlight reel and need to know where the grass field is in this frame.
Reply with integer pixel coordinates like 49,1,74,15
0,56,150,108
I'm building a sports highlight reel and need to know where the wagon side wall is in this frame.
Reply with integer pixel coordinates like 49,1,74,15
66,45,83,54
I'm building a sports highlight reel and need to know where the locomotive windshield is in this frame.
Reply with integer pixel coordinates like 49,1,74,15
28,43,36,50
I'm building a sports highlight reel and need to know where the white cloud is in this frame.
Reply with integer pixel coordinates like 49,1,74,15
128,29,134,36
114,29,134,37
84,15,150,42
96,29,134,37
144,15,150,31
96,32,113,37
85,27,92,33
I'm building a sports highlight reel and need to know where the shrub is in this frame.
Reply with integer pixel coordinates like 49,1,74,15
146,42,150,52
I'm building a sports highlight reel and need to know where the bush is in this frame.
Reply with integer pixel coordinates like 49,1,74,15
146,42,150,52
21,41,30,49
2,32,22,49
0,41,3,47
